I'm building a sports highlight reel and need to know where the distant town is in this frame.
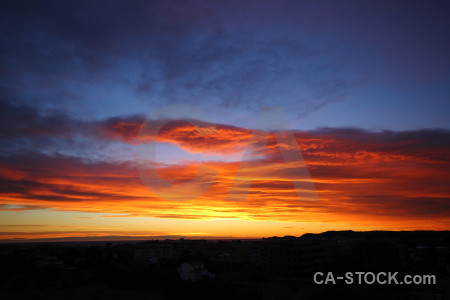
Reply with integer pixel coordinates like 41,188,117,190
0,231,449,299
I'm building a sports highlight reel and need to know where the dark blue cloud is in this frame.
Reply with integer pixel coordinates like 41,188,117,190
0,0,449,130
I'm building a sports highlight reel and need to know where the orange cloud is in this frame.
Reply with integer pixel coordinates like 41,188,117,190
1,122,450,238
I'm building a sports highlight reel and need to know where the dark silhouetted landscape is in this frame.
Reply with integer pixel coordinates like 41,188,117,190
1,231,449,299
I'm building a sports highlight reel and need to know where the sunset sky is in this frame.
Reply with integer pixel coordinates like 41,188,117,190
1,0,450,241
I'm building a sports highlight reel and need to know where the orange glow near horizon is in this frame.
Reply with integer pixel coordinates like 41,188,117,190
1,120,450,241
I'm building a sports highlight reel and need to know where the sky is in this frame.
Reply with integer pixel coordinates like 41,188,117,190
1,0,450,241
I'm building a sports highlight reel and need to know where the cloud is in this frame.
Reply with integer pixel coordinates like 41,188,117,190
0,230,173,241
1,1,450,241
0,0,370,125
0,204,44,211
0,116,449,229
0,98,82,138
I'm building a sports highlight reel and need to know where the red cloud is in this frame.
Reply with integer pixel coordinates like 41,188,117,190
1,121,450,234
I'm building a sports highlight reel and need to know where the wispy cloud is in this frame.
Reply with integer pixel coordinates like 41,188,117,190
0,118,449,230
